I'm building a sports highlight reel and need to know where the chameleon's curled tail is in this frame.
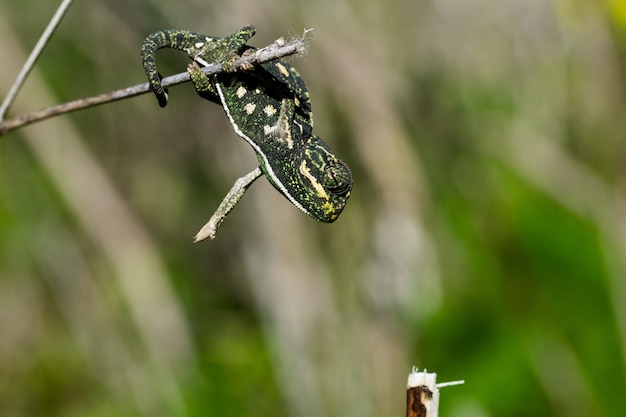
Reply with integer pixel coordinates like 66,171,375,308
141,30,209,107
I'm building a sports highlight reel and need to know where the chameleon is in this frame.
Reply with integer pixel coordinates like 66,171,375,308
140,25,353,241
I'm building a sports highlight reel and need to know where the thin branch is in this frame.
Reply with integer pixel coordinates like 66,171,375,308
0,0,75,121
0,36,307,137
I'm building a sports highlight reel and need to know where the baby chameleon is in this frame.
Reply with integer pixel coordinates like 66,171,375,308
141,25,353,241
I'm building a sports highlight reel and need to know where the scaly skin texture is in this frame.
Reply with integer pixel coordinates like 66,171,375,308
141,26,352,223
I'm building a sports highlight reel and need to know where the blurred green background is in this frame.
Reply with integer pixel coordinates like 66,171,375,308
2,0,626,416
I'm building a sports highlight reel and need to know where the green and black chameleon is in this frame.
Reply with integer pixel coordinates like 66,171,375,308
141,25,352,240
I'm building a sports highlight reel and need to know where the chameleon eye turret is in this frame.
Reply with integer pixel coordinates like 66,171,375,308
323,160,352,197
141,26,352,240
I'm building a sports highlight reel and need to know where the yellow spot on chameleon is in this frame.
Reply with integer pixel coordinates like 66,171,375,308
321,201,338,218
236,86,247,98
299,161,329,200
244,103,256,114
264,105,277,116
275,63,290,78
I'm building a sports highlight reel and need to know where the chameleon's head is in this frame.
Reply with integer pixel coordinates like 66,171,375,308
266,135,352,223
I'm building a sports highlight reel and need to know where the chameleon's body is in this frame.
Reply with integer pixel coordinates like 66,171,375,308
141,26,352,236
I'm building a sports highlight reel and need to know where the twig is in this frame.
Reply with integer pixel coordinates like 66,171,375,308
0,0,75,121
0,36,307,137
406,367,464,417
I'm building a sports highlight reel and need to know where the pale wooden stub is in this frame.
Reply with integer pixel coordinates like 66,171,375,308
406,366,465,417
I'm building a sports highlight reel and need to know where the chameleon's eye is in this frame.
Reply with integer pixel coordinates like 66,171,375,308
323,160,353,197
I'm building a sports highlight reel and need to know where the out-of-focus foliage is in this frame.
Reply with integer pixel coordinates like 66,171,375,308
1,0,626,416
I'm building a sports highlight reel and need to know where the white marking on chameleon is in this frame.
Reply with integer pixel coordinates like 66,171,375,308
276,63,290,78
277,100,295,149
262,122,293,150
281,121,294,149
262,104,294,149
216,82,311,217
299,160,329,200
244,103,256,114
236,86,247,98
264,105,277,116
195,57,210,66
195,42,205,48
254,87,262,94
